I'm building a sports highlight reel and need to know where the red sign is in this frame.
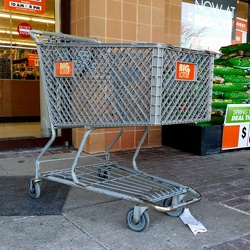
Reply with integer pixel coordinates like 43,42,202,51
28,54,39,66
236,17,248,33
17,22,32,38
235,30,243,44
4,0,45,14
175,62,197,81
55,62,74,77
232,18,248,44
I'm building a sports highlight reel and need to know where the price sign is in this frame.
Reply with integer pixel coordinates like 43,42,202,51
34,59,39,66
222,104,250,150
4,0,45,14
28,54,39,66
238,124,250,148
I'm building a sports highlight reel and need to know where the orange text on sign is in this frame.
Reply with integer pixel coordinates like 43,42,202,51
176,62,196,81
55,62,73,77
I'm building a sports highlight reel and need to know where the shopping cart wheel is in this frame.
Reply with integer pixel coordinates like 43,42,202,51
163,198,185,217
28,179,41,199
126,207,150,232
98,169,110,181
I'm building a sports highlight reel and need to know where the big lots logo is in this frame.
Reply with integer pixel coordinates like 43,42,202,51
175,62,197,81
55,61,73,77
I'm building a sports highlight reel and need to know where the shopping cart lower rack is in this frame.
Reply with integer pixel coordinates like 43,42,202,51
28,30,213,232
29,127,201,232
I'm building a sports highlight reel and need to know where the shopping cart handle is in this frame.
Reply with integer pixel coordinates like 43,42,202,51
29,29,101,44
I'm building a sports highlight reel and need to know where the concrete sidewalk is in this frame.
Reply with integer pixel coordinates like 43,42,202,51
0,146,249,250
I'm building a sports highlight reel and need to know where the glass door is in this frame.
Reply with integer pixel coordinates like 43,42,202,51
0,0,72,150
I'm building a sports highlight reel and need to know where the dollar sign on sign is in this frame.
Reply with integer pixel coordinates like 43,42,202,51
242,127,246,139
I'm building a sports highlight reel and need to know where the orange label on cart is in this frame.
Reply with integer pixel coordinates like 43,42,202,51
175,62,196,81
55,61,73,77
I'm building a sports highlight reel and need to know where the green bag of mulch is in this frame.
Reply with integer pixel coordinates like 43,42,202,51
196,117,224,126
212,99,233,108
223,75,250,83
224,91,250,99
212,83,248,92
220,52,243,59
220,50,250,59
212,91,224,98
220,43,250,54
214,58,229,66
228,58,250,68
212,99,244,108
214,65,246,76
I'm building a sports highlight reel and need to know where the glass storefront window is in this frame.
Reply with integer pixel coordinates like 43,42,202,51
181,0,249,52
0,47,11,78
0,0,56,140
12,48,39,80
0,47,40,79
0,0,55,79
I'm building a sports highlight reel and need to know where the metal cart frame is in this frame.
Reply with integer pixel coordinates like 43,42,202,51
28,30,214,232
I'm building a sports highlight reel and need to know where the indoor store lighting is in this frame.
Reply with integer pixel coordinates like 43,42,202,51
12,15,31,20
15,41,36,46
0,40,36,47
0,12,55,24
0,29,20,35
0,13,10,18
6,31,19,35
31,18,55,24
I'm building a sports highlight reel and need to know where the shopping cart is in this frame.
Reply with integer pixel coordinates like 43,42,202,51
28,30,214,232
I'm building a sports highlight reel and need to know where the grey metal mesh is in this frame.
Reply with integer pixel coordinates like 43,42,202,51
37,41,213,128
161,48,213,124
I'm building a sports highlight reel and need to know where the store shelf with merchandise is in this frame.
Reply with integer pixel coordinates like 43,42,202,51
13,58,39,80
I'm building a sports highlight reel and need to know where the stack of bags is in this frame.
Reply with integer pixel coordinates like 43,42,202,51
210,43,250,125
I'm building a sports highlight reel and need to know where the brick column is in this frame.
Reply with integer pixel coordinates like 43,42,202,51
70,0,181,152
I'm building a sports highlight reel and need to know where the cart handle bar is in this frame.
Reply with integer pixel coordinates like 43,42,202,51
29,30,215,57
29,29,101,44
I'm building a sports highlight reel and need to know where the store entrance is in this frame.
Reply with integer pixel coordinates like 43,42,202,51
0,0,71,151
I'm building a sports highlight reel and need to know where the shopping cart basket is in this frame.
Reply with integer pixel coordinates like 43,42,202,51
28,30,214,232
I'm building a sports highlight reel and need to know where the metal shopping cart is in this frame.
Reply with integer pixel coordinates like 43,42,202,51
28,30,214,232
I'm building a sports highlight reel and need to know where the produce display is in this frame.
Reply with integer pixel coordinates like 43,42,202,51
197,43,250,127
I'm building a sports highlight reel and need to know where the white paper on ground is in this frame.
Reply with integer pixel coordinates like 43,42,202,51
179,208,207,235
